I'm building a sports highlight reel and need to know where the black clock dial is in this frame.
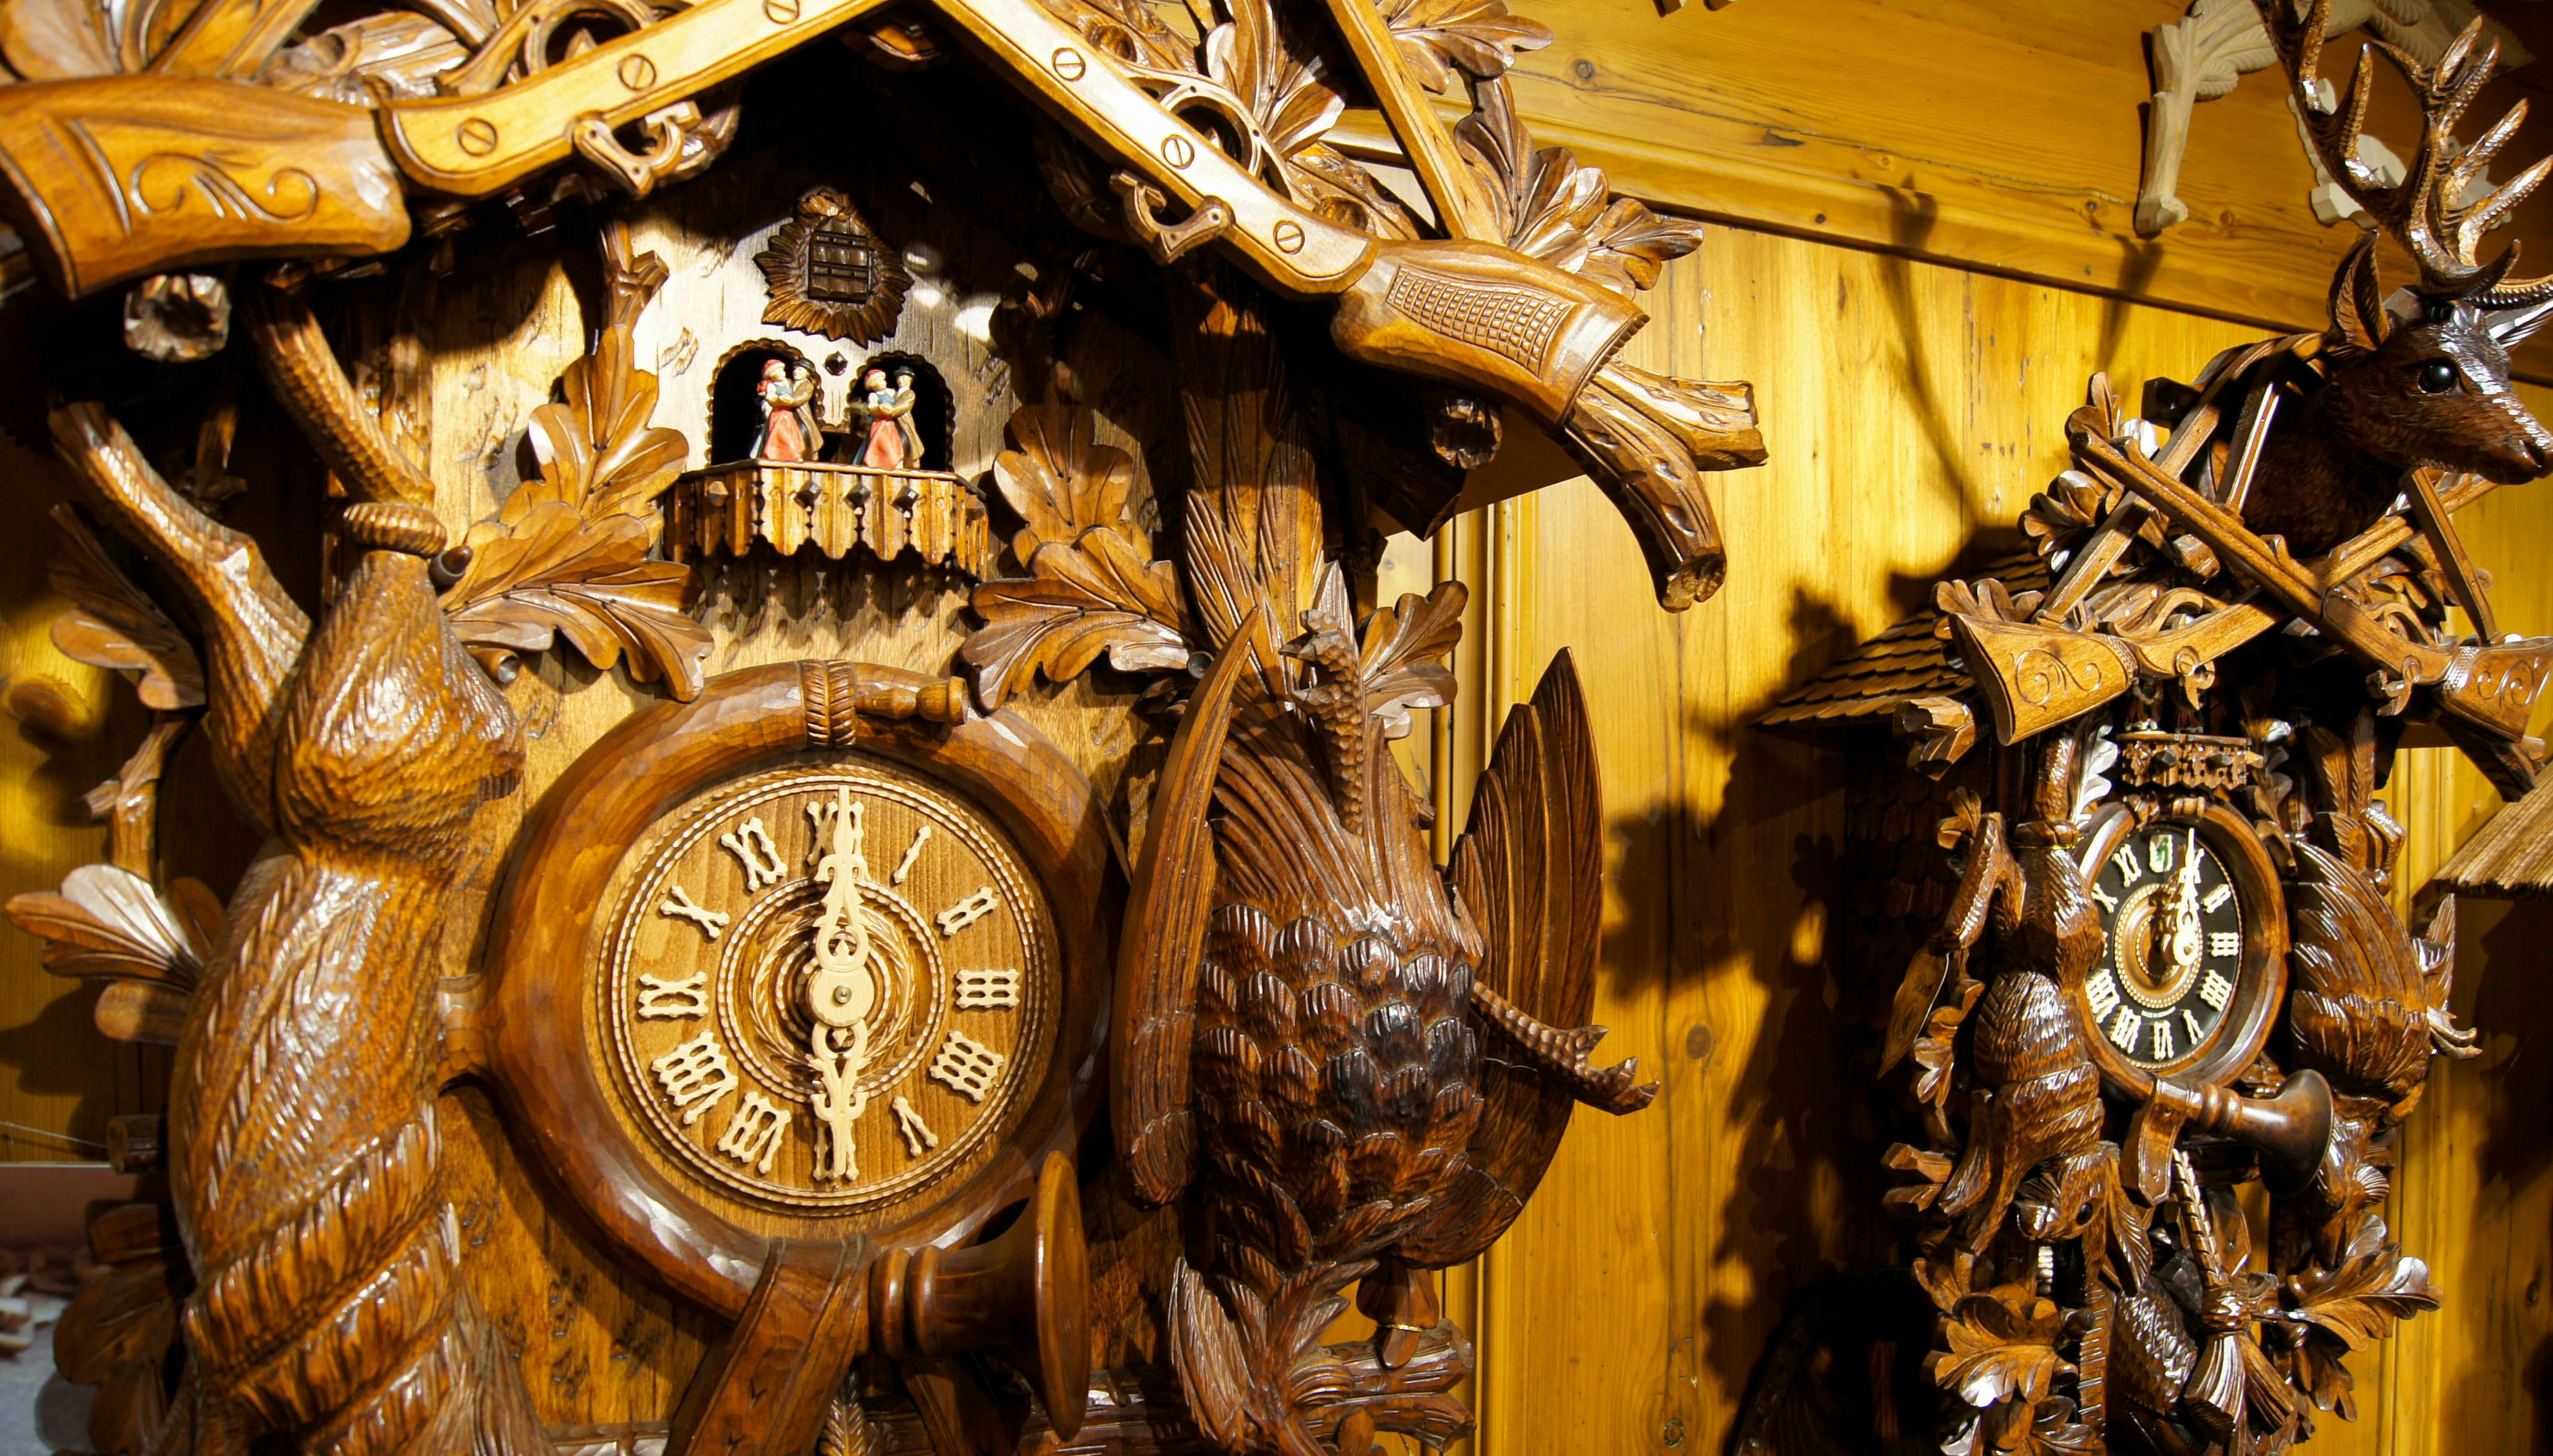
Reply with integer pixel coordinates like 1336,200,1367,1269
2084,819,2245,1070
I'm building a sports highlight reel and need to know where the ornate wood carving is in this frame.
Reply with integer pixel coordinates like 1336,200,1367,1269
1761,5,2542,1447
0,0,1728,1446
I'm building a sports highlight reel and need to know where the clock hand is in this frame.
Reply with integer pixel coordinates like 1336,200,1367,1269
2166,835,2205,973
807,786,880,1182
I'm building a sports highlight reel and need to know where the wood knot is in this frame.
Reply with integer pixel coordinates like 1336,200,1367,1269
341,501,446,556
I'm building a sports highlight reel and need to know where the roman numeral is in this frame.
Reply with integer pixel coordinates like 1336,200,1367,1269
2110,846,2142,886
936,887,1000,937
2151,1020,2176,1061
954,968,1021,1009
636,971,709,1020
2203,882,2233,912
928,1030,1006,1102
891,1096,939,1158
715,1091,789,1175
2184,1009,2205,1045
893,825,932,887
720,817,788,889
2087,972,2121,1019
2210,931,2240,959
650,1032,736,1125
2089,879,2119,911
2199,968,2233,1010
2107,1007,2141,1050
659,883,729,941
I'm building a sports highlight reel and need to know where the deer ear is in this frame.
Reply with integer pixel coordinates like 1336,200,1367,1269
2330,234,2393,351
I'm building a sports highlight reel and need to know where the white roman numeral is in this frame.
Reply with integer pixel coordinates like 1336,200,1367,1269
2203,882,2233,912
893,825,932,887
2199,968,2233,1010
720,817,787,889
954,968,1021,1009
2087,971,2121,1019
2209,931,2240,959
660,883,729,942
2089,879,2119,911
928,1030,1006,1102
636,971,709,1020
2184,1009,2205,1045
715,1090,789,1175
936,887,1000,937
2107,1007,2141,1050
2151,1020,2176,1061
650,1032,736,1125
891,1096,939,1158
2110,845,2142,886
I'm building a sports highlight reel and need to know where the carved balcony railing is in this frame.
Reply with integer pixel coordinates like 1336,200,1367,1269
666,460,994,578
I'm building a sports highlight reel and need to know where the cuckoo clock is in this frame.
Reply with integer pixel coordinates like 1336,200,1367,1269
1757,5,2552,1452
0,0,1768,1447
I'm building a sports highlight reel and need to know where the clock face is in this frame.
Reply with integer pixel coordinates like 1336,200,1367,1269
2083,818,2244,1071
600,758,1058,1212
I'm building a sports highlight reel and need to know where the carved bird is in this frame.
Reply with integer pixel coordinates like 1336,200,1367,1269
2285,843,2474,1107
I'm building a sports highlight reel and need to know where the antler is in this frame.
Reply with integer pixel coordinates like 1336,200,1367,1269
2254,0,2553,305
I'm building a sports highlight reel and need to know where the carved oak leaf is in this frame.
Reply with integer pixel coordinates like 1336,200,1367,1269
1358,580,1465,739
2283,1218,2439,1353
2019,469,2127,571
1201,0,1345,164
5,863,214,987
510,326,688,525
968,403,1192,707
54,1223,183,1456
48,505,206,711
1376,0,1552,93
966,533,1192,707
1928,1285,2072,1410
991,403,1144,558
445,505,708,697
1456,86,1703,298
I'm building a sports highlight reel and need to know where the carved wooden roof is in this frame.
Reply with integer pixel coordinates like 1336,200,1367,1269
2437,775,2553,900
1758,550,2046,728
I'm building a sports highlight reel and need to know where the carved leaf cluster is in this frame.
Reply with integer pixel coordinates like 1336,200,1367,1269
441,288,710,700
1199,0,1345,167
1456,87,1704,298
1376,0,1552,94
48,505,205,711
5,863,216,989
966,404,1192,707
1929,1285,2071,1409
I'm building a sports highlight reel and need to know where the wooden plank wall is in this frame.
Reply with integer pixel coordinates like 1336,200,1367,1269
1440,222,2553,1455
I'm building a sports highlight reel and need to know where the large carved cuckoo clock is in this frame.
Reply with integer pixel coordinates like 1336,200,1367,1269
0,0,1759,1449
1756,5,2553,1452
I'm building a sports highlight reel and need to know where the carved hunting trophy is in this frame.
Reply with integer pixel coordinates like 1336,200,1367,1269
0,0,1762,1449
1761,2,2550,1450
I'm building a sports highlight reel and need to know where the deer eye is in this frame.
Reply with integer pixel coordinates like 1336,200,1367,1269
2418,360,2460,393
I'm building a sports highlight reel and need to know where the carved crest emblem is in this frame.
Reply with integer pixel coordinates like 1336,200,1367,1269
754,187,911,343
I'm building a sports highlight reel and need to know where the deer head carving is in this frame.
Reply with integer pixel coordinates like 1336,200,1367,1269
2246,0,2553,550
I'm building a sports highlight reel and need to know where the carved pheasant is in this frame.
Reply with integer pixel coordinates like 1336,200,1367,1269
1110,276,1654,1456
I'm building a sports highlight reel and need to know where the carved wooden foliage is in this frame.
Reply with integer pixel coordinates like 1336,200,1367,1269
5,863,215,988
966,403,1192,709
1455,85,1705,298
1377,0,1552,93
441,246,711,700
48,504,205,710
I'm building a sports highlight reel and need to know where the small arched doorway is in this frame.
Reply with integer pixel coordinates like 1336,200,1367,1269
707,339,814,464
834,352,954,471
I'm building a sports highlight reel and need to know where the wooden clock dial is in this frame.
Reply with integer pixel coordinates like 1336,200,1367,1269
603,760,1058,1210
484,660,1115,1316
2069,800,2285,1092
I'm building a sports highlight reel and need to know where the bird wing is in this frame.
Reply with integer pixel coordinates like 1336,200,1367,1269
1112,622,1259,1205
1397,649,1603,1267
